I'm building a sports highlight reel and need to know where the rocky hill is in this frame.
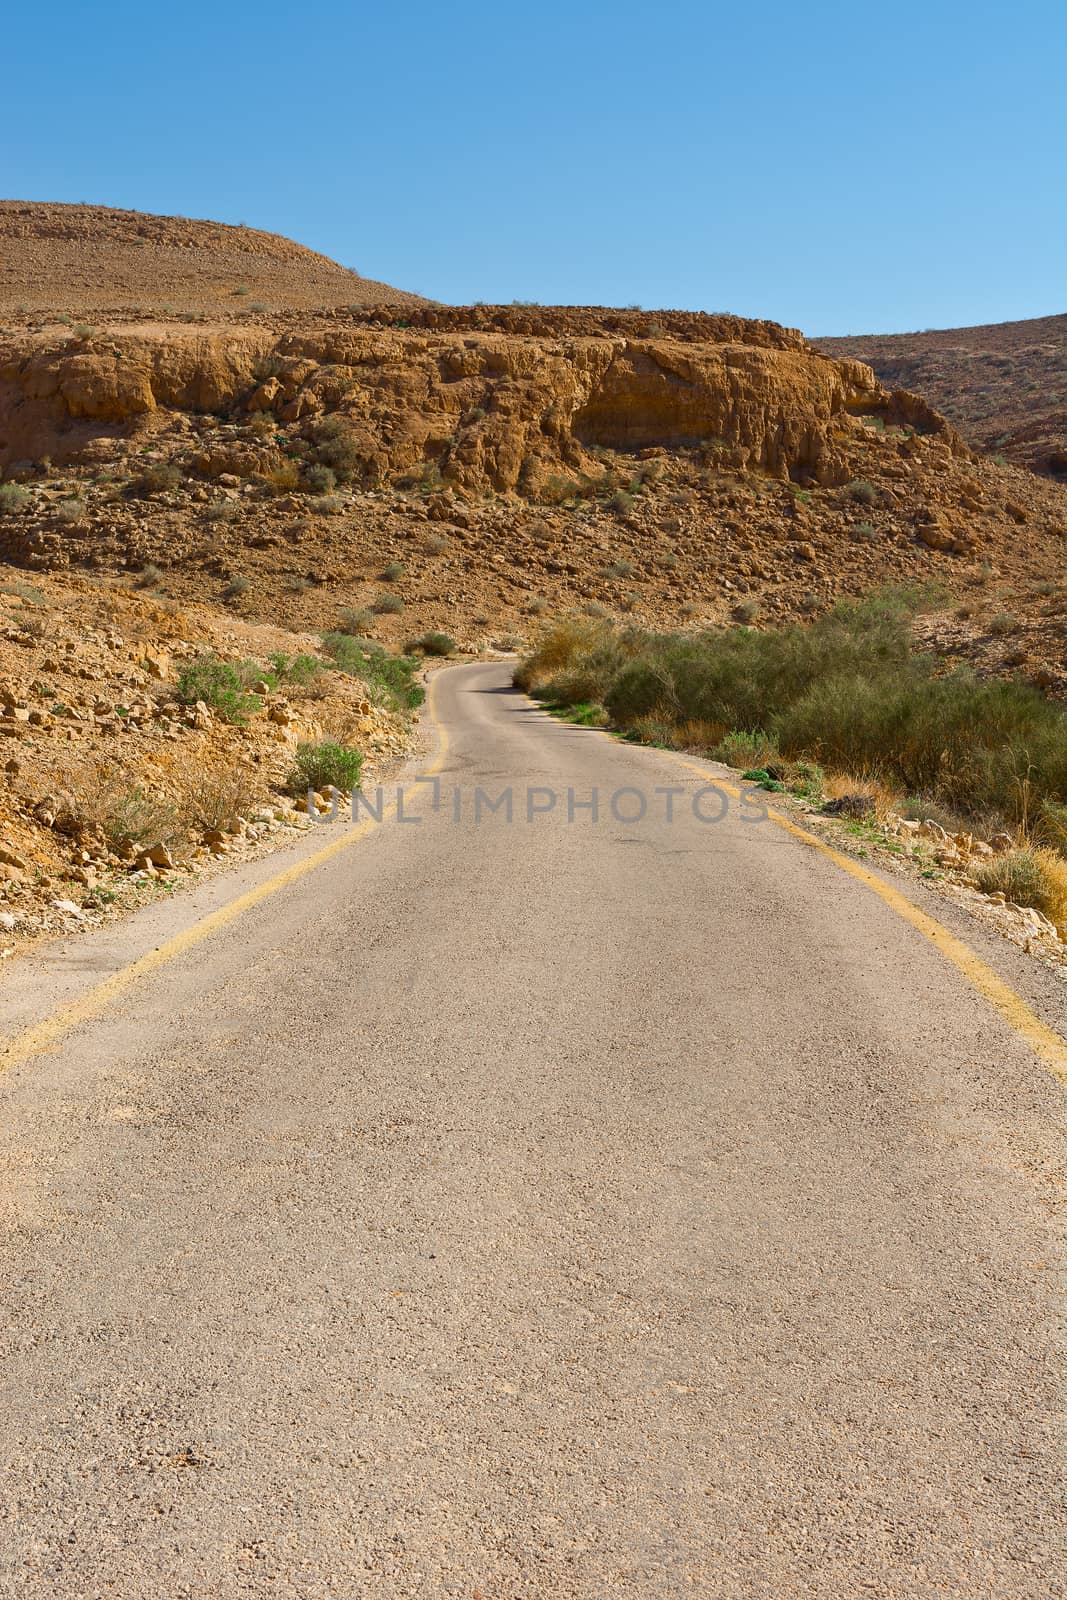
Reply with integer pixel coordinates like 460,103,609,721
817,315,1067,479
1,296,1064,669
0,201,425,315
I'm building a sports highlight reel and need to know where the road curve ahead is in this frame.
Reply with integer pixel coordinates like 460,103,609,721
0,660,1063,1598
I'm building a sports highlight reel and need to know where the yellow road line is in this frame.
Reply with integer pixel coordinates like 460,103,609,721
0,675,449,1073
655,746,1067,1085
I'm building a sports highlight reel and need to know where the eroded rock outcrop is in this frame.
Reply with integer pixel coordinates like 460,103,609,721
0,311,965,494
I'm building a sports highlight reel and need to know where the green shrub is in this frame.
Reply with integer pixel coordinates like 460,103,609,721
381,560,405,581
517,589,1067,831
175,653,262,723
268,651,324,689
321,634,424,711
0,483,31,513
408,631,456,657
372,591,404,614
289,740,363,794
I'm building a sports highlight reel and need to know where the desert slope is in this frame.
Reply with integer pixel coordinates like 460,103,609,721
817,315,1067,478
0,200,427,314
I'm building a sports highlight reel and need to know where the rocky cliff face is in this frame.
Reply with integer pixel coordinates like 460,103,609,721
0,308,965,495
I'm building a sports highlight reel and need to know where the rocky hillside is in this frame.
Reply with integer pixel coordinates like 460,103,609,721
0,201,425,315
0,302,1064,675
817,315,1067,479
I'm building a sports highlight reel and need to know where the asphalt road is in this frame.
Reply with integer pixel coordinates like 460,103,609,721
0,660,1063,1598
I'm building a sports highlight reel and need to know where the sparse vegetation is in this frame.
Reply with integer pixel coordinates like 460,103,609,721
975,848,1067,932
129,463,180,497
175,653,262,723
516,592,1067,832
321,634,424,711
0,483,31,513
338,606,374,635
289,740,363,794
372,591,404,614
303,464,337,493
312,493,344,516
407,631,457,657
204,498,239,523
381,560,405,581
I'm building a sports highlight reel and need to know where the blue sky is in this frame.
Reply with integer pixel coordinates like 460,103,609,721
6,0,1064,334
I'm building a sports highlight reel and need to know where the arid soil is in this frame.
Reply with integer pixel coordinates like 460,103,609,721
0,573,412,958
0,200,426,315
818,314,1067,478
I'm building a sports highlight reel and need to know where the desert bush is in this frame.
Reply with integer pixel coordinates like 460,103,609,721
603,558,636,579
288,740,363,794
64,762,184,850
321,634,424,711
310,416,365,483
222,575,250,600
517,589,1067,831
514,614,638,706
133,563,163,589
733,598,761,624
129,463,180,497
0,483,31,513
304,464,337,493
372,591,404,614
267,651,325,691
975,848,1067,931
312,494,344,516
408,631,456,657
714,730,780,770
262,463,301,493
848,480,879,506
53,497,85,524
338,606,374,634
180,767,260,832
988,612,1019,637
204,499,239,523
176,653,262,723
424,532,450,554
381,560,405,581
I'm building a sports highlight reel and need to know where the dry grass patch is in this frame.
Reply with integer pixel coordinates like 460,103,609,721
975,847,1067,933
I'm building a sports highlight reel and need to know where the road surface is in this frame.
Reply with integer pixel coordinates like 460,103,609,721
0,661,1063,1597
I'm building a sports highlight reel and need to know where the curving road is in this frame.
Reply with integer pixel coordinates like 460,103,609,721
0,660,1063,1597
